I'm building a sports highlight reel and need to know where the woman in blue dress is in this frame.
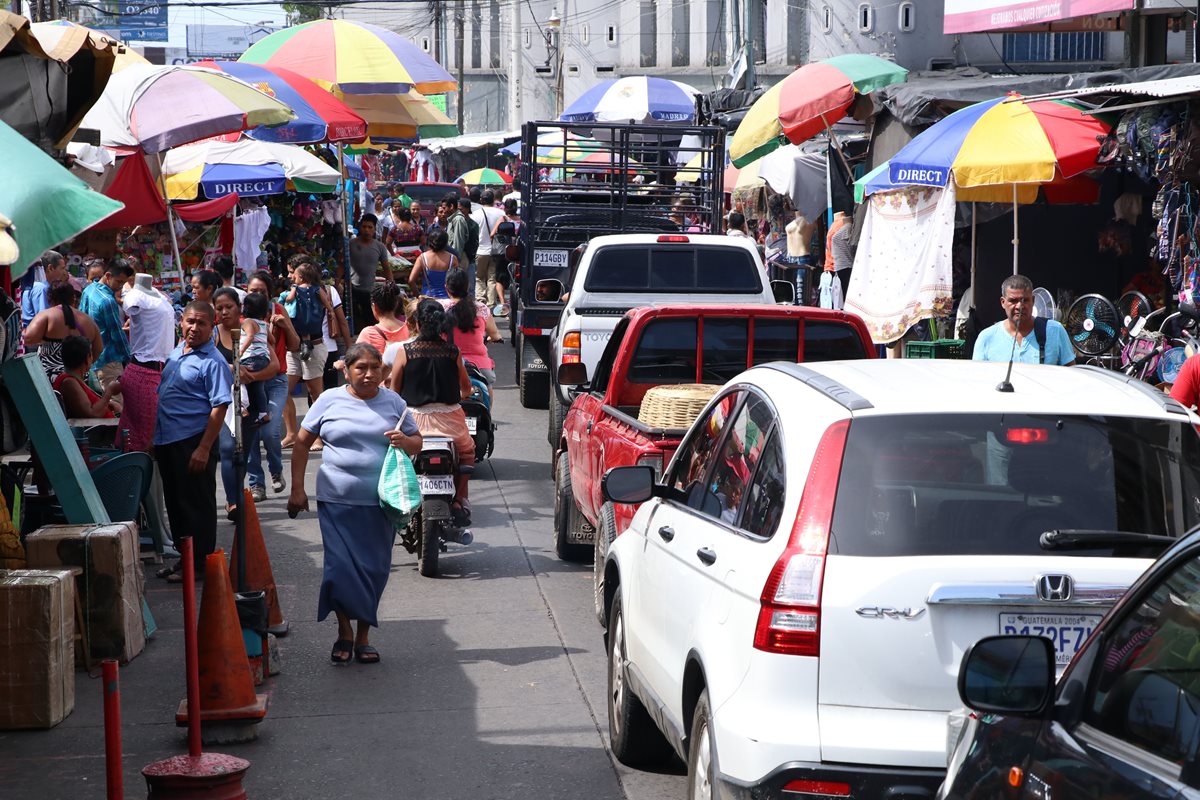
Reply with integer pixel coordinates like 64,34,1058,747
406,229,458,299
287,342,422,664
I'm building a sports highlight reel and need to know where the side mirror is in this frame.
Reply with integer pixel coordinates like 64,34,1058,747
958,635,1055,716
558,362,589,386
602,465,657,505
771,279,796,305
535,278,565,303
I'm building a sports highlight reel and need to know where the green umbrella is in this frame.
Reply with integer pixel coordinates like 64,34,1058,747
0,120,124,277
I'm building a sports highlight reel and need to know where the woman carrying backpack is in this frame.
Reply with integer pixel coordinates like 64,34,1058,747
282,262,333,448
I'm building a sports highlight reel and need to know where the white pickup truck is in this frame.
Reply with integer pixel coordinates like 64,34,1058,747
540,232,789,456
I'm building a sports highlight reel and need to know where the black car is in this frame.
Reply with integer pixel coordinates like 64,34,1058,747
941,527,1200,800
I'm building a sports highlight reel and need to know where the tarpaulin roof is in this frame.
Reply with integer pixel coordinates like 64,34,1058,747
878,63,1200,128
95,153,237,228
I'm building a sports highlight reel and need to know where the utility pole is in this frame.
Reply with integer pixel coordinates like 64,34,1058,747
509,0,522,128
743,0,755,89
433,2,442,63
456,0,465,131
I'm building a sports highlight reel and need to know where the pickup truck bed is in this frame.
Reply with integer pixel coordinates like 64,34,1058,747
547,303,876,624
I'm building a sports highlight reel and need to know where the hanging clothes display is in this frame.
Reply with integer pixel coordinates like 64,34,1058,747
233,204,271,273
844,182,956,344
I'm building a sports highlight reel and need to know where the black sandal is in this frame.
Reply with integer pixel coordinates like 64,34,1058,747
155,561,181,579
354,644,380,664
331,639,353,664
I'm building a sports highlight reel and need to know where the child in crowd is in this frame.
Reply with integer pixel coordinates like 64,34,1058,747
239,292,273,426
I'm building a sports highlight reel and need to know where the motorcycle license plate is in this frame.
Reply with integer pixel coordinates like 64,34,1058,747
999,613,1102,667
417,475,455,496
466,416,478,435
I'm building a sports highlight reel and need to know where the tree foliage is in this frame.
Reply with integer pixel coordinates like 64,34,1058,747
282,2,323,25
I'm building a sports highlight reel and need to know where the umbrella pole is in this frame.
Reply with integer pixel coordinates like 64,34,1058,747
154,152,184,290
971,203,977,295
338,145,353,334
1011,183,1019,276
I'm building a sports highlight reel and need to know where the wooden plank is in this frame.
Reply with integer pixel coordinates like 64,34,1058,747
2,355,110,524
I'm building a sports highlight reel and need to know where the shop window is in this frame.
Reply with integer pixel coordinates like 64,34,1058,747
1002,31,1105,62
858,3,874,33
899,2,915,32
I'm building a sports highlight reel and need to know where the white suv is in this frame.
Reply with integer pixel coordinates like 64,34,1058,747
599,360,1200,799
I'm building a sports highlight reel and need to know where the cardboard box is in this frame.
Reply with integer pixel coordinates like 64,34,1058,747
0,569,75,729
25,523,145,663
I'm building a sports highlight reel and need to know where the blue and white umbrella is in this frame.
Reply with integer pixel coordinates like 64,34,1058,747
560,76,699,124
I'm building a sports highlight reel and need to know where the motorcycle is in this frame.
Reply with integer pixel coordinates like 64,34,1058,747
398,436,473,577
462,362,494,461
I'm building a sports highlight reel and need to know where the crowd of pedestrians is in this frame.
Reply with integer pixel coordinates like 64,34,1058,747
11,183,510,660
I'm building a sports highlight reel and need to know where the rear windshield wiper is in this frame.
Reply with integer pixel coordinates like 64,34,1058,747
1039,529,1177,551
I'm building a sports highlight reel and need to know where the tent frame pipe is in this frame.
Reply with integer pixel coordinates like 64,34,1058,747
1012,182,1019,276
338,145,353,334
154,152,184,289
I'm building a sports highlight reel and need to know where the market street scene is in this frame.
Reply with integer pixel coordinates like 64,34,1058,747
7,1,1200,799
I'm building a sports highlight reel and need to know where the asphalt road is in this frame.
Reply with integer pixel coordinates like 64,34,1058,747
0,331,687,799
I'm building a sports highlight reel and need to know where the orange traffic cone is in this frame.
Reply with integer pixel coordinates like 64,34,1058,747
176,550,268,743
229,489,288,636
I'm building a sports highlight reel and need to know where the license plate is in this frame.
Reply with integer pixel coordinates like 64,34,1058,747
466,416,478,435
533,249,569,269
417,475,455,496
999,613,1103,667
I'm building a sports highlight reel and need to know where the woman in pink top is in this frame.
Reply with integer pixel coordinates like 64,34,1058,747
356,281,409,361
443,268,501,384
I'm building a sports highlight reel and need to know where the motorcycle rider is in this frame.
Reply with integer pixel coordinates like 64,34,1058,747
443,267,502,385
389,298,475,525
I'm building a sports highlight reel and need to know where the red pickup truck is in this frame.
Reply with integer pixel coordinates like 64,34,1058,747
550,304,875,615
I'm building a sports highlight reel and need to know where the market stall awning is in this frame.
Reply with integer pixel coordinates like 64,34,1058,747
95,153,239,228
1024,74,1200,105
421,129,521,154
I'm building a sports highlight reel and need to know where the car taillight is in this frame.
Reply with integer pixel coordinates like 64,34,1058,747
636,453,662,479
657,234,690,243
782,779,851,797
753,419,849,657
563,331,581,364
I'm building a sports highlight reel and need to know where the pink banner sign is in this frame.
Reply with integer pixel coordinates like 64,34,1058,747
944,0,1133,33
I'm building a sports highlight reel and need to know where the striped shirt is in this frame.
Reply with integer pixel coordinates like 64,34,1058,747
79,281,130,369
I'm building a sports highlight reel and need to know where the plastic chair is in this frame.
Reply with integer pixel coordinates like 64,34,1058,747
88,451,152,523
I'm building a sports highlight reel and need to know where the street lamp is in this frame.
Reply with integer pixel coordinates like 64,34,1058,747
546,7,564,117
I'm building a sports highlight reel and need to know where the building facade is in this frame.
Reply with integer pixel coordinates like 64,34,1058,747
340,0,1189,133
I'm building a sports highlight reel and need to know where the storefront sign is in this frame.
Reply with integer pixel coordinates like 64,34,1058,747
944,0,1133,34
93,0,168,42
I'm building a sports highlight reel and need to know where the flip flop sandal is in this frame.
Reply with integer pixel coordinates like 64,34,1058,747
331,639,354,665
354,645,380,664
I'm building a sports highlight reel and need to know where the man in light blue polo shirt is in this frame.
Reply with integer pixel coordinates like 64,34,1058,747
972,274,1075,366
154,301,232,581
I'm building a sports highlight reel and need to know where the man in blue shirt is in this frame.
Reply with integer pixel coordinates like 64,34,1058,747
972,274,1076,366
79,256,134,391
154,301,232,580
20,250,68,327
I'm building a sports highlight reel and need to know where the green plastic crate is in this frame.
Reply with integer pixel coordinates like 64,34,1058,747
904,339,966,359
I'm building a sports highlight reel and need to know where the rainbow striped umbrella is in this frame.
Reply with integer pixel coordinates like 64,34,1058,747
731,54,907,168
886,95,1111,191
239,20,456,95
457,168,511,185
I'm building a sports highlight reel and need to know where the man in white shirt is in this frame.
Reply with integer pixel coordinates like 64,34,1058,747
471,188,504,307
502,178,521,209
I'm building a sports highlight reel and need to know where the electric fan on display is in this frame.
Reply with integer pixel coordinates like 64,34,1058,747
1063,294,1119,357
1117,290,1153,341
1032,287,1057,321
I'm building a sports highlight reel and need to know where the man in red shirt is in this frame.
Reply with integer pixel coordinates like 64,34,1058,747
1170,356,1200,409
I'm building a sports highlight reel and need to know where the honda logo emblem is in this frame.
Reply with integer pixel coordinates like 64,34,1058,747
1036,574,1073,602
